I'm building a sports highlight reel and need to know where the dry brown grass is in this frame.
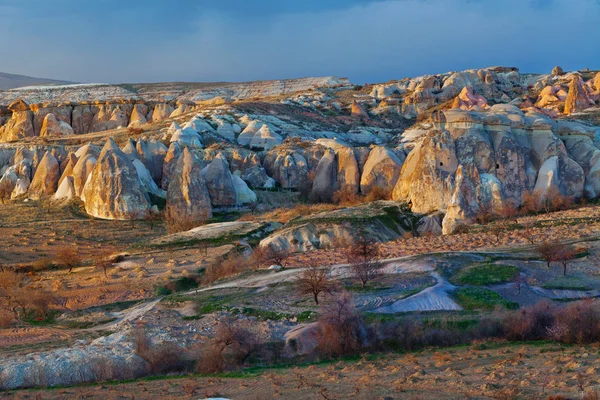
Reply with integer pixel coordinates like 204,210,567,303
19,341,600,399
255,203,340,224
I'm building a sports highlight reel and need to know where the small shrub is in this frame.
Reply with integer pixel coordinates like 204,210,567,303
32,258,54,272
195,319,259,374
154,285,172,296
55,245,82,273
0,310,13,328
133,323,191,374
127,127,144,135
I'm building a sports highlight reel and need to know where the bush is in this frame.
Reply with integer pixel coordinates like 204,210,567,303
195,319,259,374
317,292,365,357
133,323,192,374
127,127,144,135
154,286,172,296
549,300,600,344
32,258,54,272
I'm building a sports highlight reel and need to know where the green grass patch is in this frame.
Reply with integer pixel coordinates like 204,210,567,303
541,276,593,291
451,287,519,311
451,264,519,286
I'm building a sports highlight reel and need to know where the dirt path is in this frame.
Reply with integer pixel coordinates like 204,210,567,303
89,298,163,331
90,252,459,332
373,272,462,313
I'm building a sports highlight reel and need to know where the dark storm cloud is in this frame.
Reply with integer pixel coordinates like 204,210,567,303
0,0,598,83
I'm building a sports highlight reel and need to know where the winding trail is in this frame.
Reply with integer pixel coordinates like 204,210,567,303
373,272,462,313
89,251,501,331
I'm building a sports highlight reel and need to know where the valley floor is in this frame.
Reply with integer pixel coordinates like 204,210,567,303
4,342,598,399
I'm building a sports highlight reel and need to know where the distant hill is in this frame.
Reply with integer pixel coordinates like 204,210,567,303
0,71,74,90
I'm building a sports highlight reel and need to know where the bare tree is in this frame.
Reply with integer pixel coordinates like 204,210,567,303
0,268,56,320
142,208,162,231
498,203,519,224
536,242,562,270
55,245,82,273
0,268,27,319
195,319,259,373
266,247,291,269
297,261,334,305
521,222,537,245
489,224,504,243
344,235,382,289
512,272,527,294
556,245,577,276
0,179,12,204
94,250,114,277
317,291,364,356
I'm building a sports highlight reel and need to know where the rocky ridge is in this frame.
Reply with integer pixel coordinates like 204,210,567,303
1,66,600,234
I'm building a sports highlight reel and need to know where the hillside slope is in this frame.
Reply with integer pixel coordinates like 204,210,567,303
0,71,73,90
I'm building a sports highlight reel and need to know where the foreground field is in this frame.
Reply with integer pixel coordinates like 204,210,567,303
4,342,600,399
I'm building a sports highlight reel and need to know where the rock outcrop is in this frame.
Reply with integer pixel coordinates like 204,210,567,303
166,147,213,221
81,139,151,219
360,146,405,196
564,75,594,115
39,113,74,137
28,152,60,199
202,155,238,206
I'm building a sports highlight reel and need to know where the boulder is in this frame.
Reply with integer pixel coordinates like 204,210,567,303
53,176,76,201
166,147,213,221
72,154,97,197
151,103,174,122
316,139,360,194
263,149,311,190
552,66,565,76
81,139,151,219
128,104,148,126
136,139,168,184
161,142,183,190
72,105,96,134
0,110,34,142
121,139,139,161
392,129,458,213
170,127,203,148
360,146,405,196
248,125,282,150
202,154,238,206
214,118,236,141
39,113,74,137
90,103,131,131
232,172,257,204
58,152,78,187
237,120,263,146
564,75,594,115
351,100,369,118
310,149,338,202
442,164,481,234
455,86,488,110
28,152,60,199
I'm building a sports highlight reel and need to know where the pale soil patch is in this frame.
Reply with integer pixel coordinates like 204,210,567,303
374,272,462,313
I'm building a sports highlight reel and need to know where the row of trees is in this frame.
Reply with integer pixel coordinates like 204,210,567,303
297,235,382,305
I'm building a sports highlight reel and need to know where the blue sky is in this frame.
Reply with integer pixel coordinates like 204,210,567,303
1,0,599,84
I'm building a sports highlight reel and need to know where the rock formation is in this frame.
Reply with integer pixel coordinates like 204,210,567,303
81,139,151,219
28,151,60,199
40,113,74,137
166,147,213,221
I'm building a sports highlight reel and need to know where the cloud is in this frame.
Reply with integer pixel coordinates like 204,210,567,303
0,0,599,83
